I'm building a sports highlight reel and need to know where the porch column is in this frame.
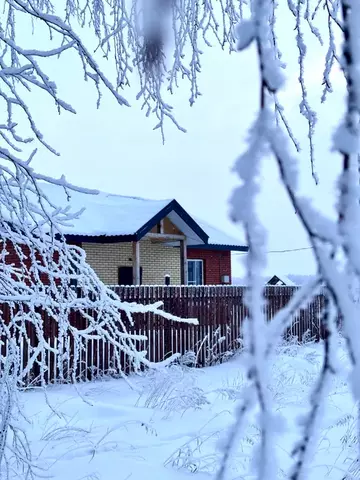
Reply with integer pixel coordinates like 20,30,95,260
132,241,141,285
180,239,188,285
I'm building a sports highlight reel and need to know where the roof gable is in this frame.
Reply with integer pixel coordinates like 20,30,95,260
135,199,208,244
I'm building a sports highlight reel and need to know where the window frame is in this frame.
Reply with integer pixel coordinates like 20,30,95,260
187,259,204,285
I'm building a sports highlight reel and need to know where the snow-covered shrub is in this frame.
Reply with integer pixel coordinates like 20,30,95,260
193,326,242,367
0,344,36,479
275,330,317,358
165,417,259,476
164,432,221,474
212,372,248,401
136,363,209,417
175,350,197,367
333,415,360,480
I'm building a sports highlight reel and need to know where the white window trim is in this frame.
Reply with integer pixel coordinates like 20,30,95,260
187,259,204,285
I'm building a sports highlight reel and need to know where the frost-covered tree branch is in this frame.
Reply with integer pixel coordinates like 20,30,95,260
0,0,244,149
0,0,342,159
0,0,359,478
219,2,286,479
217,0,360,479
0,164,199,475
289,294,337,480
0,2,240,474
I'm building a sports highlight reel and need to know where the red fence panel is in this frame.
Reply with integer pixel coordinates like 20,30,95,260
0,285,330,384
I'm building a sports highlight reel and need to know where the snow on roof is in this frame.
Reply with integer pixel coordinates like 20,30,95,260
38,182,173,237
266,274,296,286
193,217,246,247
36,183,247,249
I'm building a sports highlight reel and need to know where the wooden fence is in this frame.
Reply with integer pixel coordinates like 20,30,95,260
0,286,326,385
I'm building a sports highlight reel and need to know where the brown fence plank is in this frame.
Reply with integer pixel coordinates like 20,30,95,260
0,285,334,384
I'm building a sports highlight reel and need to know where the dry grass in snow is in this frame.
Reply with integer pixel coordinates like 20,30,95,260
9,338,358,480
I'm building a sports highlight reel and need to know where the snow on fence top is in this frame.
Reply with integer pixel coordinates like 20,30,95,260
109,284,328,297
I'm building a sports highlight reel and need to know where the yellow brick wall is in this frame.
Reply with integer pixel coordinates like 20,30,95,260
82,240,181,285
140,240,181,285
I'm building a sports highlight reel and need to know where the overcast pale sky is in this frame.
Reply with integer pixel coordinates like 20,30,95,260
17,6,345,278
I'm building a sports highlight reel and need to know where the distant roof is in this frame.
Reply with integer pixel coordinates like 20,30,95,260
233,275,321,286
37,183,248,251
266,274,296,286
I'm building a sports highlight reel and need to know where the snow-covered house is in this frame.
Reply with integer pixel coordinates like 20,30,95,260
33,184,248,286
266,274,296,286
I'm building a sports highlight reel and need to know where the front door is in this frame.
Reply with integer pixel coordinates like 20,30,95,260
118,266,143,285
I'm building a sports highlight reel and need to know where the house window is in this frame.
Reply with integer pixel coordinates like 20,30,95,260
187,259,204,285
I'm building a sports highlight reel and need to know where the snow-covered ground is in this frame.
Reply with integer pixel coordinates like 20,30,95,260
17,341,358,479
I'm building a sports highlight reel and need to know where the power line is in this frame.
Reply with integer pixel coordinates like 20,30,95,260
234,246,314,255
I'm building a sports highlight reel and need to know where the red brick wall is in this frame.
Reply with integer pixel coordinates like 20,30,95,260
1,240,51,285
187,248,231,285
3,240,232,286
1,239,81,286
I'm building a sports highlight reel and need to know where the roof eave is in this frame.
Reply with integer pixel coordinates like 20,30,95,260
188,244,248,252
65,233,136,243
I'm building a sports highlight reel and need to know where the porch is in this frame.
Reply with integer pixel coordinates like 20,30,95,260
130,223,188,285
81,218,189,286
